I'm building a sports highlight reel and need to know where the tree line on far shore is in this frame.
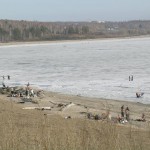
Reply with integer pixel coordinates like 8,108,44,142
0,19,150,42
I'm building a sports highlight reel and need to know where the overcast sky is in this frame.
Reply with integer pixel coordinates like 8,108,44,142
0,0,149,22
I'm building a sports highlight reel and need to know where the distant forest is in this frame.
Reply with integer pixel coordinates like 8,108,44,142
0,20,150,42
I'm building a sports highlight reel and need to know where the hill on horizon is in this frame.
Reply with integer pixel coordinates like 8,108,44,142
0,19,150,42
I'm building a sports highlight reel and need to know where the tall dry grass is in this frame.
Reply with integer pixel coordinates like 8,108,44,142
0,99,149,150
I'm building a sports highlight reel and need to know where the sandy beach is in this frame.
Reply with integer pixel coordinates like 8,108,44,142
0,35,150,47
1,86,150,129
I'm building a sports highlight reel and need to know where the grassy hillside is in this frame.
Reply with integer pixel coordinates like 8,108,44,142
0,98,150,150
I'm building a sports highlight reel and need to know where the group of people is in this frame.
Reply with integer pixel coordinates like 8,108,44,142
25,82,35,98
25,88,35,98
10,82,35,98
1,75,10,80
129,75,133,81
10,87,23,97
118,105,130,123
118,105,147,123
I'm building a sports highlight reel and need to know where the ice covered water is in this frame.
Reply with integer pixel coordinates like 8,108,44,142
0,37,150,103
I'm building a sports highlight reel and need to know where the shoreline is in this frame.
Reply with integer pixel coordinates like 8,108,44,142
0,86,150,124
0,35,149,105
44,89,150,105
0,35,150,46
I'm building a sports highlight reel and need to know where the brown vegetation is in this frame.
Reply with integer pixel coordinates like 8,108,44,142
0,97,150,150
0,20,150,42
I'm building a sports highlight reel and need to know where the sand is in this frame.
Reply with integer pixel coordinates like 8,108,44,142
0,35,150,47
0,87,150,130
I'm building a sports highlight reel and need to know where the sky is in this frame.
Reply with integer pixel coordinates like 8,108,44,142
0,0,149,22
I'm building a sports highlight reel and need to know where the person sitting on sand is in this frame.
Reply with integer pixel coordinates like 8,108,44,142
136,113,146,122
20,93,23,97
117,114,122,123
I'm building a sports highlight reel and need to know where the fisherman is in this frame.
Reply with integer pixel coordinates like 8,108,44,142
8,75,10,80
131,75,133,81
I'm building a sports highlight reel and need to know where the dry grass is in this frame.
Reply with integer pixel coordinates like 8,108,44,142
0,98,150,150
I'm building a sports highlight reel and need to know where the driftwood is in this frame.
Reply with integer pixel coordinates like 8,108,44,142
17,101,25,104
49,100,58,105
23,107,51,110
21,98,32,102
49,101,67,108
60,103,75,111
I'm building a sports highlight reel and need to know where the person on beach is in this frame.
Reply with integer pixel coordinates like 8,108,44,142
11,87,14,97
135,113,146,122
131,75,133,81
27,82,30,87
141,113,146,121
2,82,6,88
136,92,144,98
129,75,133,81
30,89,34,97
117,114,122,123
136,92,140,98
25,88,30,98
7,75,10,80
125,107,130,121
121,105,124,118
